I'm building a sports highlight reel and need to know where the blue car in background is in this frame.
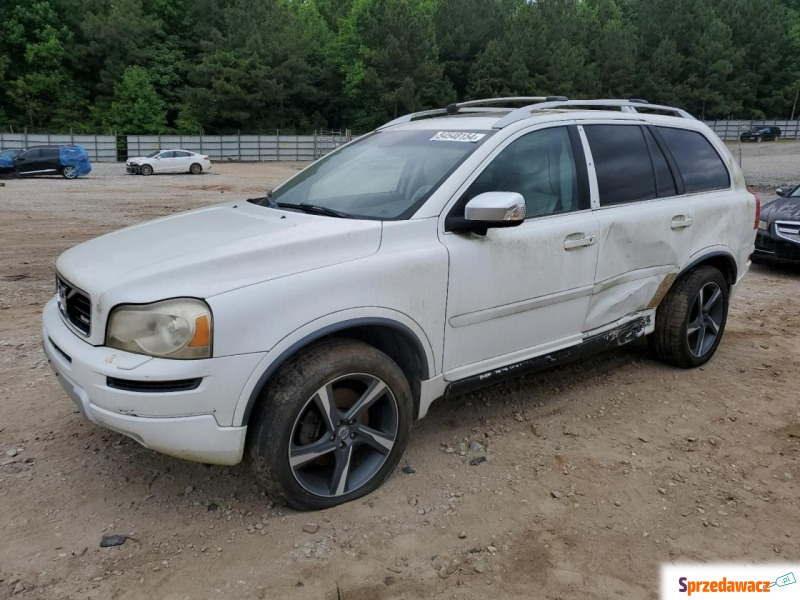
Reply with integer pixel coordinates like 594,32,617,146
2,145,92,179
0,148,24,175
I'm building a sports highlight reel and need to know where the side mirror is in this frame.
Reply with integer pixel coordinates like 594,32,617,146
776,186,790,197
446,191,526,235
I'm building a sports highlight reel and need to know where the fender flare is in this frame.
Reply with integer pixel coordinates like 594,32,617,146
233,312,435,427
679,248,738,286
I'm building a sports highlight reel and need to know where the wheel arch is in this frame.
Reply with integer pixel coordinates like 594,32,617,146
679,250,737,288
238,317,433,427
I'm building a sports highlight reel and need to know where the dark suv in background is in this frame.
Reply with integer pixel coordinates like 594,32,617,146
13,146,78,178
740,126,781,142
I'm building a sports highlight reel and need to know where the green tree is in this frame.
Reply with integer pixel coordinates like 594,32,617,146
435,0,520,98
182,0,331,132
105,66,168,133
0,0,86,130
332,0,454,130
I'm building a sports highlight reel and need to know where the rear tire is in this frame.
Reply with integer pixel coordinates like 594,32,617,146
140,164,153,176
246,339,413,510
189,163,202,174
650,266,729,368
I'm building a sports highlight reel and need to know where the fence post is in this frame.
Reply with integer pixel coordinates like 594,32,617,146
276,130,280,161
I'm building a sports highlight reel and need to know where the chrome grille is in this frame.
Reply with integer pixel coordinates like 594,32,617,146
56,275,91,335
775,221,800,245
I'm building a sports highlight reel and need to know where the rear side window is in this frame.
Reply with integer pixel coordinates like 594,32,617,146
656,127,730,193
584,125,656,206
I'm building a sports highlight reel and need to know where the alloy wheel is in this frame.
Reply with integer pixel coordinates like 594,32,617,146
686,282,724,357
288,374,398,498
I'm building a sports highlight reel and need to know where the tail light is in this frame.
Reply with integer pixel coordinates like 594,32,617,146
203,155,209,160
754,194,761,229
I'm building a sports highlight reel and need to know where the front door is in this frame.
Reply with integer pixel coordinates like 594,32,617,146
440,125,600,380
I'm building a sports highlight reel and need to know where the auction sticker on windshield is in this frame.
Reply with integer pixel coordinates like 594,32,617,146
430,132,486,143
661,563,798,598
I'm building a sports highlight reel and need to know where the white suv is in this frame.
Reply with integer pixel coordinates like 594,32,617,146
43,98,758,509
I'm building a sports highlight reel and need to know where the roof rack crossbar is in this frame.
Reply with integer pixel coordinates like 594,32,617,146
378,96,568,129
493,99,694,128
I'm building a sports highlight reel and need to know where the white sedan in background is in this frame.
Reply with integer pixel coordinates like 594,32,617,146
126,149,212,175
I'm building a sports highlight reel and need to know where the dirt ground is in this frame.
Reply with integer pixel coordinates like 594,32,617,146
1,145,799,600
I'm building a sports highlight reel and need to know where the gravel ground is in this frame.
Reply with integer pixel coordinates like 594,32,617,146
727,139,800,193
0,144,798,600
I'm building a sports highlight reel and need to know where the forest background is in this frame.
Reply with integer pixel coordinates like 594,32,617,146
2,0,799,134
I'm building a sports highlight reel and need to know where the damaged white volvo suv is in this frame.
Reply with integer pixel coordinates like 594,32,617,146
43,98,758,509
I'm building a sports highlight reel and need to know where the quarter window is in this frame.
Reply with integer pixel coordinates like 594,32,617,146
584,125,656,206
656,127,730,193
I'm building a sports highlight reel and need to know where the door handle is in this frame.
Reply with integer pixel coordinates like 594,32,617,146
564,233,597,250
671,215,694,229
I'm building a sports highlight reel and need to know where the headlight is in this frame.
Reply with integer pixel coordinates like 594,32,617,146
106,298,212,359
758,220,769,231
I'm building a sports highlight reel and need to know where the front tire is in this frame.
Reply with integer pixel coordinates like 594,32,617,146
650,266,729,368
61,166,77,179
247,339,413,510
140,164,153,176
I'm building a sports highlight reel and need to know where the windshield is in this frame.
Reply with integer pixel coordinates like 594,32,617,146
259,129,494,219
0,149,19,159
146,150,161,158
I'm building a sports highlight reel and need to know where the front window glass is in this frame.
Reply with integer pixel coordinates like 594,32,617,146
261,129,493,219
146,150,160,158
455,126,582,218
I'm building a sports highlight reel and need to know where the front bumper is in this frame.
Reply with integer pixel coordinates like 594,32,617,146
42,297,265,465
125,164,140,174
753,228,800,264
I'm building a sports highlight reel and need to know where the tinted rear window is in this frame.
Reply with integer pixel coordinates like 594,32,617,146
656,127,730,193
584,125,656,206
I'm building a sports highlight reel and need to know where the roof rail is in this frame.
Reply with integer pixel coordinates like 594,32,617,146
377,96,569,129
493,99,694,128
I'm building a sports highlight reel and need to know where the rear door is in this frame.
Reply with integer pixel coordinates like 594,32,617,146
173,151,193,172
652,125,745,271
580,122,693,331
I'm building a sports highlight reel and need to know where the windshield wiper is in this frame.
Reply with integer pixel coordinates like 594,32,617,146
275,202,351,219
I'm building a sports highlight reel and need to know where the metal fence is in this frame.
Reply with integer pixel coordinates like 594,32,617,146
0,133,117,162
704,119,800,141
125,130,352,162
4,121,799,163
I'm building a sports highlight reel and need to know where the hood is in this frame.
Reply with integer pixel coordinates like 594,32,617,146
56,202,382,313
762,196,800,222
127,156,150,163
